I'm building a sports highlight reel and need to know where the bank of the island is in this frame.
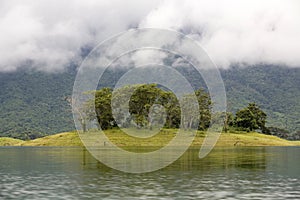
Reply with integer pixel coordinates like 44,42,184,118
1,129,300,147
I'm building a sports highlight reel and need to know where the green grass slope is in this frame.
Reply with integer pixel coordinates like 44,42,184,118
19,131,82,146
0,137,23,146
1,130,299,147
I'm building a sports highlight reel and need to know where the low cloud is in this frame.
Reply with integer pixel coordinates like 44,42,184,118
140,0,300,68
0,0,299,72
0,0,160,72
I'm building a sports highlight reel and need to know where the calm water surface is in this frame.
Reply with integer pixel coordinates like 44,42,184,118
0,146,299,199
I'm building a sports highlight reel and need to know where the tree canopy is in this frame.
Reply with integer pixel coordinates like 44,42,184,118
84,84,212,131
235,103,267,132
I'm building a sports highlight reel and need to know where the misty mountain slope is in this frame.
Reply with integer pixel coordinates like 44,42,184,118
222,66,300,132
0,65,299,139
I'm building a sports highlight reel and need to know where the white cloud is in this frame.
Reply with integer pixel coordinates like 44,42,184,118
0,0,299,71
140,0,300,68
0,0,160,72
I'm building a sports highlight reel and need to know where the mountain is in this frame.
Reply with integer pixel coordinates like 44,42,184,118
0,68,75,139
222,66,300,134
0,65,299,139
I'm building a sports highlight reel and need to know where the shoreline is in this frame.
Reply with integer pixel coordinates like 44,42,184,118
1,129,300,147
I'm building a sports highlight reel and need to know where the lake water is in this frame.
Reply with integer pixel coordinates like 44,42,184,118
0,147,299,199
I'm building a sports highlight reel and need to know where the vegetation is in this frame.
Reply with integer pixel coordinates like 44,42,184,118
83,84,212,131
234,103,267,132
83,84,269,137
19,131,82,146
0,137,23,146
1,129,299,147
0,65,299,139
0,68,76,139
221,65,300,134
267,127,300,140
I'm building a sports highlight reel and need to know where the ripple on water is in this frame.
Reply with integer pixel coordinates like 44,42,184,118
0,147,299,199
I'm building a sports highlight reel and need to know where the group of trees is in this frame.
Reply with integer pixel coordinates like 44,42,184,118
79,84,269,134
83,84,212,131
224,103,268,133
235,103,268,132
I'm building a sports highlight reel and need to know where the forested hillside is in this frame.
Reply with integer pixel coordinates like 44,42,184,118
222,66,300,133
0,65,299,139
0,68,75,139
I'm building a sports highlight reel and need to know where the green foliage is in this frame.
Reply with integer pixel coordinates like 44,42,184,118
221,65,300,133
88,84,211,131
235,103,267,132
129,84,166,128
94,88,114,129
266,127,300,141
0,69,75,139
0,65,299,139
195,89,212,130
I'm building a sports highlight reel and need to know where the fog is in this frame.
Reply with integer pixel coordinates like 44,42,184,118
0,0,299,72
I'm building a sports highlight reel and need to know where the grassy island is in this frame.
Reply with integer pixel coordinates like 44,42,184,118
1,129,299,147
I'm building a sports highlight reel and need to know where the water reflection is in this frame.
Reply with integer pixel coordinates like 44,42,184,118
80,147,268,172
0,147,299,199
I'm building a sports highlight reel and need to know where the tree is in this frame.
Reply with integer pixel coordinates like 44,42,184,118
65,96,88,132
235,103,267,132
129,84,161,128
180,94,199,130
212,112,234,133
128,84,180,129
111,85,136,128
85,84,212,131
94,88,115,129
224,112,234,132
195,89,212,130
162,91,180,128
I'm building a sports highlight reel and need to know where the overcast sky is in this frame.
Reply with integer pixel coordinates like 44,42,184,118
0,0,300,72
